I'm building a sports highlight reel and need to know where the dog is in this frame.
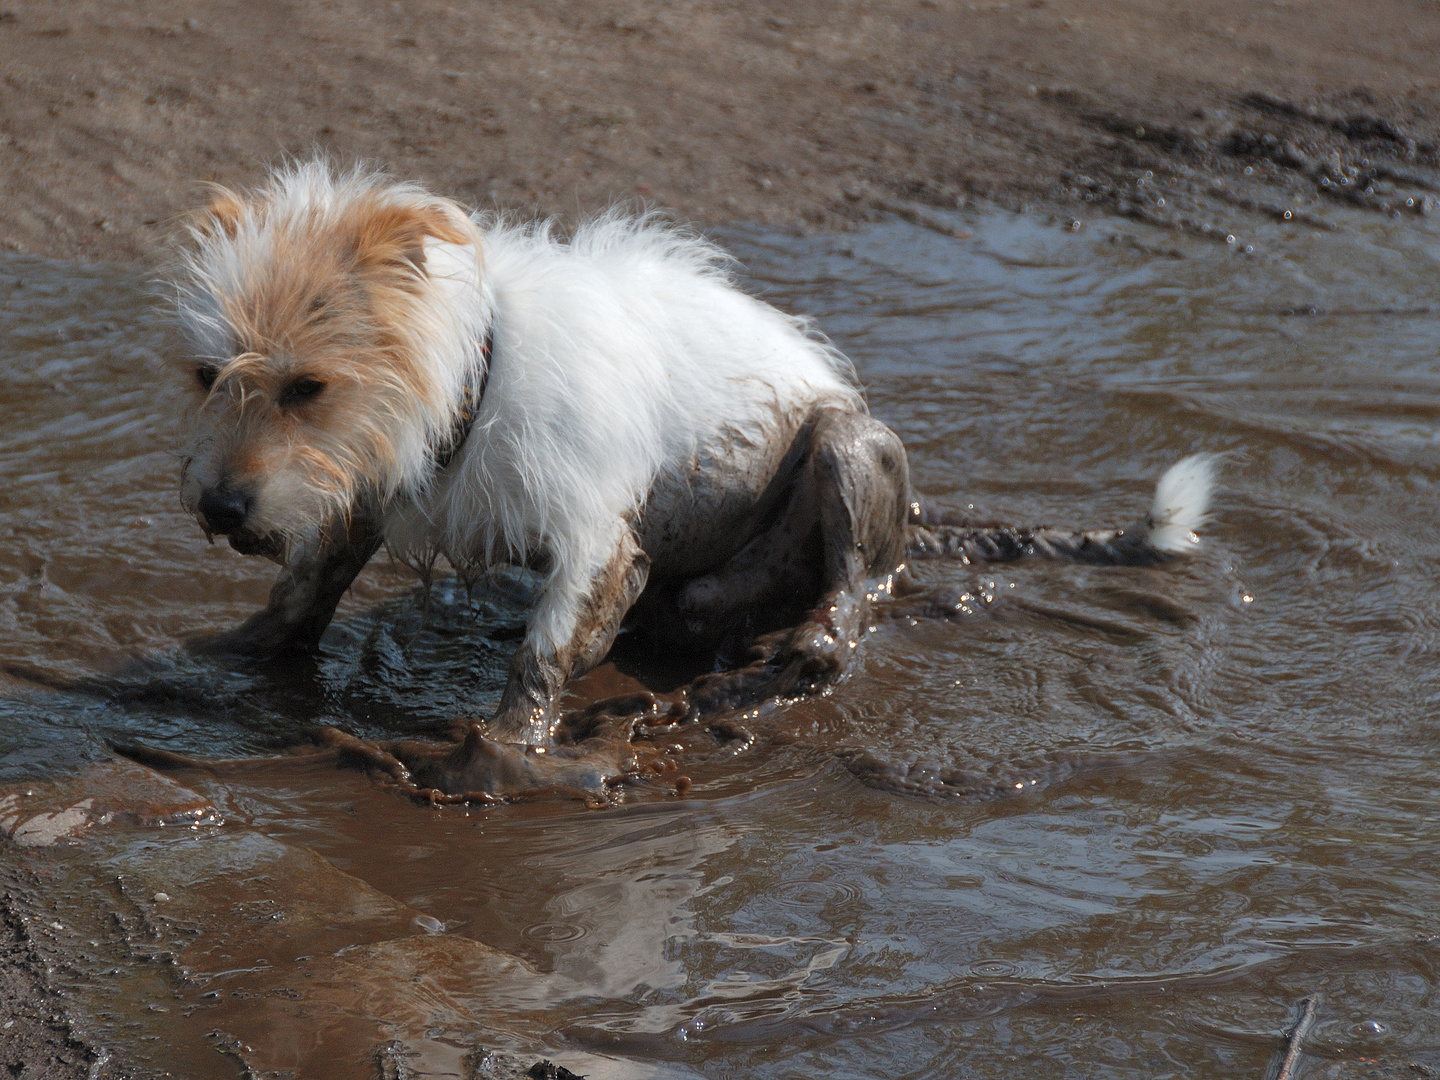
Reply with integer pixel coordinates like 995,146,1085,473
171,162,1215,798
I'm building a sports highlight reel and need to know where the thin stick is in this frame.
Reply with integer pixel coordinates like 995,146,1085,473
869,195,973,240
1275,994,1320,1080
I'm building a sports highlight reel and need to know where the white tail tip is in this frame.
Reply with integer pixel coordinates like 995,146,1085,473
1147,453,1218,554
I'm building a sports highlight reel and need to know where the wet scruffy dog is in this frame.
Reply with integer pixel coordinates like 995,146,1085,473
171,162,1214,798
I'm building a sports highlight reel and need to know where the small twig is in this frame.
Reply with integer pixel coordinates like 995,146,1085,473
870,195,972,239
1275,994,1320,1080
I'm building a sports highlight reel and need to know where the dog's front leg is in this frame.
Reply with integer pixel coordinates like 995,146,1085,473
189,510,383,658
489,527,651,745
402,527,649,797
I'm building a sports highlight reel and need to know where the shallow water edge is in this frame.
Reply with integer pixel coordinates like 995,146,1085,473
1,204,1439,1078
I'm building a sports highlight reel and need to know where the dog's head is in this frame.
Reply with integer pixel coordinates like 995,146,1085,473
170,162,486,561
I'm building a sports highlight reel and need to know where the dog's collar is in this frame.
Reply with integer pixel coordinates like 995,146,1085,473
433,327,494,472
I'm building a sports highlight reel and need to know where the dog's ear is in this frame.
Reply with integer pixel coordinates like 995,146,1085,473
192,187,247,240
353,199,473,279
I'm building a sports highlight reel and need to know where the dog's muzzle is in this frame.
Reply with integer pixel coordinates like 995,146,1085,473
197,485,286,560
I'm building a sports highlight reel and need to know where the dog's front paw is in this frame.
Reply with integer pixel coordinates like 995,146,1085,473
390,727,630,806
185,609,313,659
186,626,286,659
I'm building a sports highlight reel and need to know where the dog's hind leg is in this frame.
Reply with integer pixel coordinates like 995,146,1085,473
188,509,384,657
683,407,912,717
907,454,1217,567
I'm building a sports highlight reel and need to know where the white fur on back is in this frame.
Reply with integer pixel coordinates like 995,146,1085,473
384,212,860,645
1146,453,1218,554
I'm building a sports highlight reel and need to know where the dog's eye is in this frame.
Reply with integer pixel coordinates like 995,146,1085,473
196,366,217,390
282,376,326,405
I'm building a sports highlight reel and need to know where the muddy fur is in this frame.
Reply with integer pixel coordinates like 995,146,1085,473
171,161,1213,799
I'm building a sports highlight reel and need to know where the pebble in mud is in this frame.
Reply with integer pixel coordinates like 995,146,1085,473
153,892,170,903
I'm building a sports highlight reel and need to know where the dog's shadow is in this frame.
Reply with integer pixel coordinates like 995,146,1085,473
4,570,538,757
6,566,732,781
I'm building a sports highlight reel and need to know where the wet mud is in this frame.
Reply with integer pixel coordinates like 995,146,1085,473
4,205,1440,1076
6,1,1440,264
1035,85,1439,224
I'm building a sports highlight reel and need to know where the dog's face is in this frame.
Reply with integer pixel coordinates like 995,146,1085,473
172,167,480,561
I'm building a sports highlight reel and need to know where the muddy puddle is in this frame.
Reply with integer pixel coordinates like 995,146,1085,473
2,205,1440,1078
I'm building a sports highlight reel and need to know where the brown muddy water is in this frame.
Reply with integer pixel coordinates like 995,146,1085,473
2,207,1439,1079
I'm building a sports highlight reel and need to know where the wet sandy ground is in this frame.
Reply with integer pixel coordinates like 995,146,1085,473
3,205,1440,1076
1,0,1439,264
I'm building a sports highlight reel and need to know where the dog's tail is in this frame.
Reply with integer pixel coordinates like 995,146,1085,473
907,454,1218,567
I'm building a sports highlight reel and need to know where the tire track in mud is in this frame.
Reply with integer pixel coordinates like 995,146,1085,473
1037,87,1440,242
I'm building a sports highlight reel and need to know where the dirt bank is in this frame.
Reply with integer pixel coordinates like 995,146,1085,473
0,869,109,1080
1,0,1439,264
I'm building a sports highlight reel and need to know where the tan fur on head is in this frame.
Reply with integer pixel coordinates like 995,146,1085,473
192,188,247,240
172,162,490,562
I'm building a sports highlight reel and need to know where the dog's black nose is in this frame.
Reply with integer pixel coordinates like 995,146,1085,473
198,486,251,534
